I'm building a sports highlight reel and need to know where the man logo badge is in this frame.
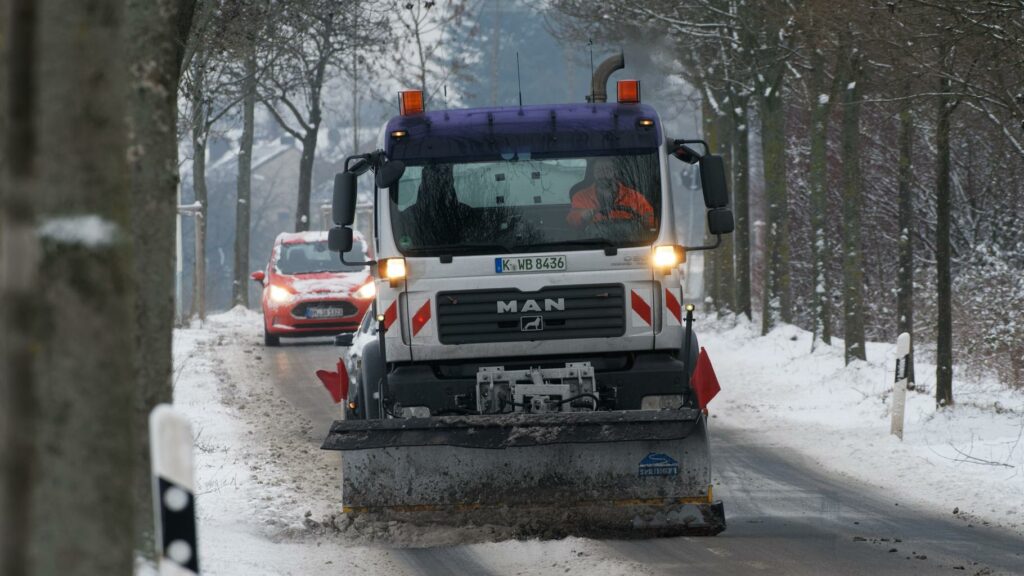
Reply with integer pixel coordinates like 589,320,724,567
520,316,544,332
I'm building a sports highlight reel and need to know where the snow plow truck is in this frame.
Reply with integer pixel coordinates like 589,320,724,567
321,55,734,537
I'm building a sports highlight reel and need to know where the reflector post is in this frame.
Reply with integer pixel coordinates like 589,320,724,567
399,90,424,115
617,79,641,103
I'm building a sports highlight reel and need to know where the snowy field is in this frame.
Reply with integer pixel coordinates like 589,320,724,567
172,309,1024,574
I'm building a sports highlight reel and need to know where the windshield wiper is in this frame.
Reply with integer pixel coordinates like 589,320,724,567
405,243,511,256
514,238,617,251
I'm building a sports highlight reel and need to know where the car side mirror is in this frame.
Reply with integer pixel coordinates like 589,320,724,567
328,226,354,253
250,270,265,283
333,172,357,226
375,159,406,189
334,333,354,347
707,208,734,235
699,155,729,209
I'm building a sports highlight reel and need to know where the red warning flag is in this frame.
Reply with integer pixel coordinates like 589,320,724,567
691,347,721,412
315,359,350,404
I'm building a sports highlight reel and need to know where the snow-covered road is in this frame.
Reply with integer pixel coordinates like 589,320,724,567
174,309,1024,575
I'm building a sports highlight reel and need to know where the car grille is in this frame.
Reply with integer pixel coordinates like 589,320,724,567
436,284,625,344
291,301,359,319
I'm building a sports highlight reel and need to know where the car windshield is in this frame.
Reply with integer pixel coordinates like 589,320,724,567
276,240,367,275
390,152,661,256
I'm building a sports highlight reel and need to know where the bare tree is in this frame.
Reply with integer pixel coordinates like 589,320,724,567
387,0,473,102
261,0,384,232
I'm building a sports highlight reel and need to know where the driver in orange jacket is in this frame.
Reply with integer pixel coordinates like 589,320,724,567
567,157,656,229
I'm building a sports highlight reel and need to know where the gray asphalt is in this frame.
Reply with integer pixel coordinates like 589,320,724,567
262,340,1024,576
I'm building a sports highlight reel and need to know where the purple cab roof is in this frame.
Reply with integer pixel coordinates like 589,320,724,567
384,102,663,163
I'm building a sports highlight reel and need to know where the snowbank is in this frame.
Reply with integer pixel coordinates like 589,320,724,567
171,307,1023,574
173,309,655,575
701,314,1024,534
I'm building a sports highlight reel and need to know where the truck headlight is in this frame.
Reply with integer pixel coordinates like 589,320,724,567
268,285,294,303
652,245,684,269
354,281,376,299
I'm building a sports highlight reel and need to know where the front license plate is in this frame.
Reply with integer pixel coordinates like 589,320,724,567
495,255,567,274
307,307,346,319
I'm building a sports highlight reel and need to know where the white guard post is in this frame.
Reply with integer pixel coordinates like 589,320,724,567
891,332,910,440
150,404,200,575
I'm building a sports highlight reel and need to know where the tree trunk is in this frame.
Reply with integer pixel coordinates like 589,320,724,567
351,44,360,154
3,0,135,573
295,129,318,232
808,51,834,347
935,74,954,407
840,54,866,364
1,3,36,574
731,98,751,319
896,93,916,384
125,0,195,558
760,87,791,334
715,106,735,314
190,122,208,319
489,2,502,106
294,49,325,233
702,97,720,311
234,49,256,307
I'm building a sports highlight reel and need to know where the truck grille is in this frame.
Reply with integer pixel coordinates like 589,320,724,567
436,284,625,344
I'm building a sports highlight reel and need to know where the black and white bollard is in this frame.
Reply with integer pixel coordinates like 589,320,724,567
891,332,911,440
150,404,199,575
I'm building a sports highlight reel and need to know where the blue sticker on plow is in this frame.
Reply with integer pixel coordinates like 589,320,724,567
638,452,679,477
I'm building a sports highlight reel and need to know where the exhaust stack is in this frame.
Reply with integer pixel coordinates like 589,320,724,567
590,53,625,103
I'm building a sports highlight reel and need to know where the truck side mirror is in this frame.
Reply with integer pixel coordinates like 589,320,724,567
375,159,406,189
328,226,353,253
333,172,357,226
250,270,265,283
707,208,734,235
699,155,729,209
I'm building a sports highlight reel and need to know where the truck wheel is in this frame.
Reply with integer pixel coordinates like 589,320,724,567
359,340,386,420
264,328,280,347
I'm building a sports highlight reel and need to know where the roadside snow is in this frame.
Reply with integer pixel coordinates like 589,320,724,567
173,308,654,575
173,308,405,574
172,307,1023,573
701,314,1024,534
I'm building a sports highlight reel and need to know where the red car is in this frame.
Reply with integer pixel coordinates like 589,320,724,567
251,231,375,346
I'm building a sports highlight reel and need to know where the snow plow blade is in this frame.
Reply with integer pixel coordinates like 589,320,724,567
321,409,724,538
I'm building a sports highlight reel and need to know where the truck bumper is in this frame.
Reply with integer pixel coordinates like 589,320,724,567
386,351,690,413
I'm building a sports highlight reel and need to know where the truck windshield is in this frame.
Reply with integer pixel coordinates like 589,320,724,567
390,152,661,256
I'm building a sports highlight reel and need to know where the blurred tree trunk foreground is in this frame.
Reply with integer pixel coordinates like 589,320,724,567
1,0,196,573
1,0,135,574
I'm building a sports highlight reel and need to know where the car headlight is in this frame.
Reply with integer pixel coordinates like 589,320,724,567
354,280,377,300
268,285,294,303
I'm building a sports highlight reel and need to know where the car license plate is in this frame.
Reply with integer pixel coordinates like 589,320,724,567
495,255,567,274
307,306,346,319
